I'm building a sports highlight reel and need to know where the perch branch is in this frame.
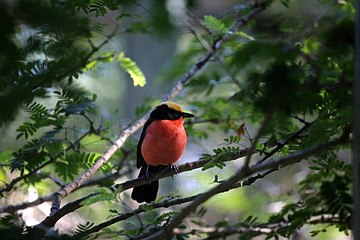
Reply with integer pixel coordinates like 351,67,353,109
32,148,251,230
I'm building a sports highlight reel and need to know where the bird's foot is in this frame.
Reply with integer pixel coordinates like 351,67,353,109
168,165,179,180
169,165,179,174
154,165,178,179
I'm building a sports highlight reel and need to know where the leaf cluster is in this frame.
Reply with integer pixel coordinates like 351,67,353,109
200,136,243,171
0,0,95,125
265,155,352,239
3,88,105,186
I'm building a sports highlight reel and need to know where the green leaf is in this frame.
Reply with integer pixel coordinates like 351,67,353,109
215,220,229,227
234,31,255,41
54,158,79,181
84,59,98,70
201,161,215,171
197,206,207,217
55,88,95,115
117,52,146,87
74,221,94,236
98,51,116,63
202,15,228,34
116,13,143,20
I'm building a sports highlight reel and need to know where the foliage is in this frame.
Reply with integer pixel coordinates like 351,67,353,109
117,52,146,87
0,0,355,239
202,15,229,34
265,156,352,239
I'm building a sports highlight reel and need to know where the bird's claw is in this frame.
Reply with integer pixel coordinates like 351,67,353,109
169,165,179,180
146,165,179,181
169,165,179,174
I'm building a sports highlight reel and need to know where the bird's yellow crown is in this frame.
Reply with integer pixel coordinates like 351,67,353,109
160,102,184,112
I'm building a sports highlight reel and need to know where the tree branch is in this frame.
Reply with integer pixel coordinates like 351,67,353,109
250,133,349,173
0,194,54,214
50,119,145,215
29,148,251,232
111,147,252,193
172,214,346,240
243,111,273,170
257,118,313,165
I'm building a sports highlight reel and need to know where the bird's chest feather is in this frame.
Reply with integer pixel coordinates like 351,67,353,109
141,119,187,165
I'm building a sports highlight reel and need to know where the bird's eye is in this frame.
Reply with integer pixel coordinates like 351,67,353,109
168,111,180,120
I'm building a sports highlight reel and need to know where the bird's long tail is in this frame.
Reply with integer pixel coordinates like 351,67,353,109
131,164,166,203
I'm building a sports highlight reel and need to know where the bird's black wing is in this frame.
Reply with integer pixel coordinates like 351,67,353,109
136,118,154,169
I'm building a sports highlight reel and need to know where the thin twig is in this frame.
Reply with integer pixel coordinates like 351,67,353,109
256,118,313,165
250,133,349,174
0,194,54,213
243,112,273,171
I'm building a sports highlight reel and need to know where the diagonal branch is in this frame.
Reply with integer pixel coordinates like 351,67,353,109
31,148,251,231
31,193,100,236
50,118,145,215
111,147,252,193
249,134,349,173
256,118,313,165
0,169,130,214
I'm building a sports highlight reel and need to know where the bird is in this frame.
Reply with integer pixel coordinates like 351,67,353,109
131,102,194,203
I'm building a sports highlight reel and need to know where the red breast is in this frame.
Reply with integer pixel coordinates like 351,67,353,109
141,118,187,166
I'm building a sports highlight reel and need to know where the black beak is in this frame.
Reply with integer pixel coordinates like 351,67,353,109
182,112,195,118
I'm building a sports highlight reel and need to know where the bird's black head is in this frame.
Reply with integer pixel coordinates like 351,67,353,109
150,102,194,120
